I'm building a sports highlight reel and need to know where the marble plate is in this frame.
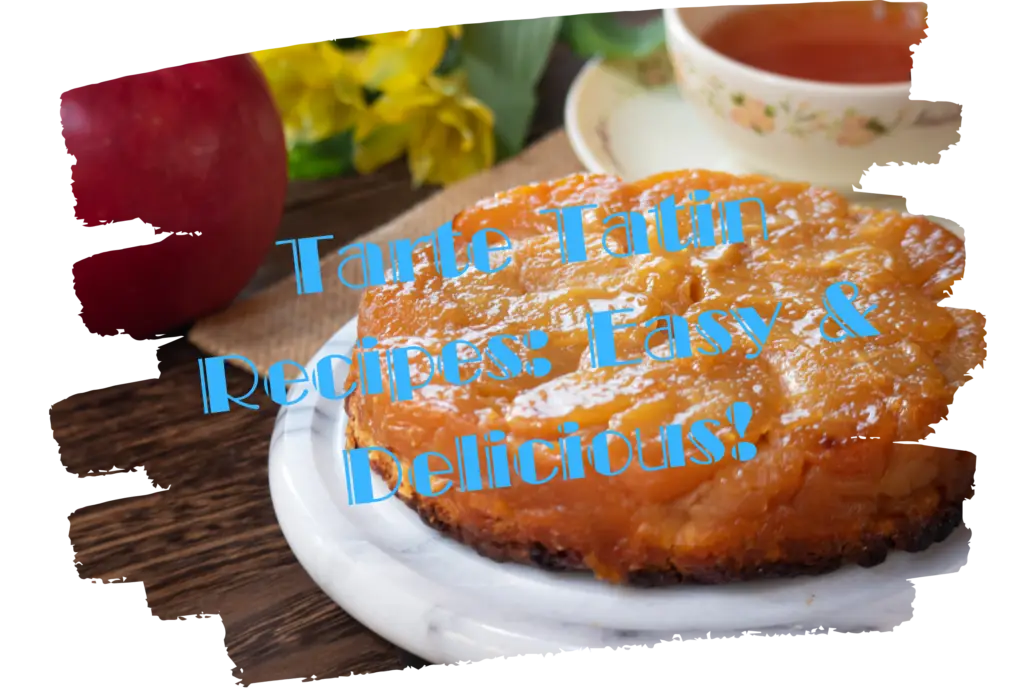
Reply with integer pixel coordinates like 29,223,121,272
269,318,971,665
564,57,964,238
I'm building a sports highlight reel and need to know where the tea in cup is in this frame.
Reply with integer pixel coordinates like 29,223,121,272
663,2,961,188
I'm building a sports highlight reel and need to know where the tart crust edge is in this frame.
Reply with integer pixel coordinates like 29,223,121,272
343,413,973,587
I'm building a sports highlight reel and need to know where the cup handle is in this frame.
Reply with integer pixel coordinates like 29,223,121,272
910,101,962,127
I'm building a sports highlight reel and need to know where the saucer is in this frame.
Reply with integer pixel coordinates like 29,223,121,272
269,317,971,665
565,58,963,238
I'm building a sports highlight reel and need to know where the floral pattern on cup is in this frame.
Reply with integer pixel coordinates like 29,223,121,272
663,48,958,146
835,112,893,147
729,94,775,134
777,100,832,137
679,67,907,148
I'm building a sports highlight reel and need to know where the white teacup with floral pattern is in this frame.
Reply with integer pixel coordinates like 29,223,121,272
663,5,961,188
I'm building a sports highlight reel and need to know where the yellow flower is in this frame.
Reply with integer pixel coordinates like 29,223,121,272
252,42,365,146
357,26,462,92
353,72,495,187
352,119,413,174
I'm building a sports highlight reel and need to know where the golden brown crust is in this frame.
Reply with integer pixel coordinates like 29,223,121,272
342,170,983,586
345,410,973,586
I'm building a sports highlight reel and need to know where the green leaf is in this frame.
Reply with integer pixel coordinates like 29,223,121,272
461,18,562,158
462,18,562,88
332,37,369,50
866,118,888,134
560,13,665,60
287,131,355,180
461,53,538,159
434,36,463,76
468,60,540,160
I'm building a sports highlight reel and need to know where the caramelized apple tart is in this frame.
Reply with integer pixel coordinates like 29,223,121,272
344,170,983,585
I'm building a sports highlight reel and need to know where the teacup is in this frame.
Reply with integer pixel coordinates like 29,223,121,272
663,4,961,189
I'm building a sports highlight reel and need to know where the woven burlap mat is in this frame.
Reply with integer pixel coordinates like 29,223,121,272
188,129,584,376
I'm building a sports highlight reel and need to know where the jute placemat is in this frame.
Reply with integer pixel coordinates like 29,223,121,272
188,129,584,376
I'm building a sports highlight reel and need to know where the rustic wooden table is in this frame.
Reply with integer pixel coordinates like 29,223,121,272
50,46,589,685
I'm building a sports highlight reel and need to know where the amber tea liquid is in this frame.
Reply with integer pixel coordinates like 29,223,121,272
697,1,928,85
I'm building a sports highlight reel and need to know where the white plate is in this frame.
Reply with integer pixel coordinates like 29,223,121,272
269,317,971,664
565,58,964,238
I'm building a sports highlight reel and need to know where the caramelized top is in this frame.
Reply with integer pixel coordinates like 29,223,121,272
347,171,984,575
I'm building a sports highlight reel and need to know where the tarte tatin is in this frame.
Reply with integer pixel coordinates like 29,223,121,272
344,170,983,585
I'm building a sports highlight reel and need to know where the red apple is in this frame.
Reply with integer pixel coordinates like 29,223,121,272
62,54,288,338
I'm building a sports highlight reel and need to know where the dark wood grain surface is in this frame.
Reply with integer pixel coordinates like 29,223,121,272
50,43,592,686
